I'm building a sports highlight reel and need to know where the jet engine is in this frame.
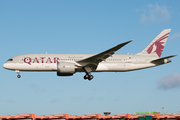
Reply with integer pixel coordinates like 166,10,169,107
57,62,75,76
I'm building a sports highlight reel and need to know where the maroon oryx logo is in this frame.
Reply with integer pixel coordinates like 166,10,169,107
147,32,169,57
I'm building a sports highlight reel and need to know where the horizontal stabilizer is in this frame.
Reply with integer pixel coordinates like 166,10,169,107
150,55,177,64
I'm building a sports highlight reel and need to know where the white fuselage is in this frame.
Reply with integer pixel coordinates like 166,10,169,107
3,53,158,72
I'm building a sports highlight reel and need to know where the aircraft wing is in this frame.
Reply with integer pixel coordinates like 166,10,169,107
76,40,133,72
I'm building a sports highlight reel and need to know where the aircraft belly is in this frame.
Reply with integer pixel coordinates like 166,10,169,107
96,63,127,72
124,63,156,71
96,63,156,72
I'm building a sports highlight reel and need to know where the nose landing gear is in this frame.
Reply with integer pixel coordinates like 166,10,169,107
15,70,21,78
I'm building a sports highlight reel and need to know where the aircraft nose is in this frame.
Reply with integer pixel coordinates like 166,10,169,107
3,63,8,69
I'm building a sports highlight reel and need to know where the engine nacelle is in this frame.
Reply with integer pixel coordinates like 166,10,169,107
57,62,75,76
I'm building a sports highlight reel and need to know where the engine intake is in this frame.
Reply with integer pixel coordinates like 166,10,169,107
57,62,75,76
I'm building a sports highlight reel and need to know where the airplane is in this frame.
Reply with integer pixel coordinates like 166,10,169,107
3,29,176,80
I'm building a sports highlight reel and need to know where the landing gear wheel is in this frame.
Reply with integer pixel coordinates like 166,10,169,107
17,75,21,78
15,70,21,78
84,74,89,80
88,75,93,81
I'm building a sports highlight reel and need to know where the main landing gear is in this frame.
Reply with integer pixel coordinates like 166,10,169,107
15,70,21,78
84,73,94,81
83,66,94,81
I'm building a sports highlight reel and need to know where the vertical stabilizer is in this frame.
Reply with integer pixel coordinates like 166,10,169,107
138,29,171,58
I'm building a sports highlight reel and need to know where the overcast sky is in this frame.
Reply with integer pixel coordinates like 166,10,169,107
0,0,180,116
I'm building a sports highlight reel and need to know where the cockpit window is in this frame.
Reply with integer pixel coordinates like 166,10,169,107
7,59,13,61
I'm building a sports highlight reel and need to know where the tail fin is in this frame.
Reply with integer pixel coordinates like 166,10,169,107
138,29,171,58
